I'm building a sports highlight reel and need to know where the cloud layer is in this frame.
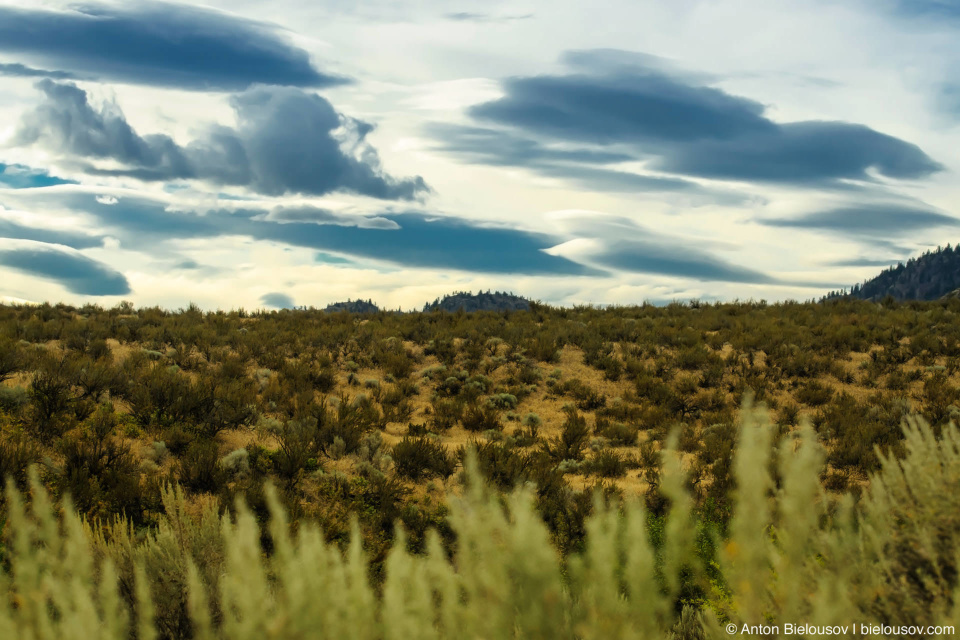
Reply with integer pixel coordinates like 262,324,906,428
0,241,130,295
762,204,960,236
0,190,591,276
0,2,347,90
431,49,943,189
1,189,817,285
0,163,75,189
546,211,779,284
0,63,77,80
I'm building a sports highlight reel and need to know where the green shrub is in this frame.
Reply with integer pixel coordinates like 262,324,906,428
522,412,542,428
0,385,29,415
461,402,502,433
486,393,518,410
392,436,455,481
594,417,638,446
0,336,24,382
178,440,227,494
543,406,590,462
585,449,629,477
0,429,40,491
382,350,414,380
220,448,250,478
560,379,606,410
796,380,834,406
430,397,463,430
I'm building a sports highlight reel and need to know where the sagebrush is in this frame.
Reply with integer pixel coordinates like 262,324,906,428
1,404,958,639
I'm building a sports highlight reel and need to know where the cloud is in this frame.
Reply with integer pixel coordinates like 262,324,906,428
0,240,130,295
892,0,960,20
0,2,348,91
315,251,355,265
824,257,903,267
425,122,751,201
761,203,960,235
257,212,595,274
4,190,594,276
265,207,400,229
545,211,779,283
533,164,749,201
14,81,429,200
426,123,635,166
0,62,77,80
2,187,838,288
470,70,774,146
442,49,942,187
0,163,76,189
939,83,960,118
654,122,943,184
0,216,103,250
260,292,295,308
444,12,534,22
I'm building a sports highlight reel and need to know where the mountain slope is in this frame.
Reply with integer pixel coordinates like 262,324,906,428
826,244,960,301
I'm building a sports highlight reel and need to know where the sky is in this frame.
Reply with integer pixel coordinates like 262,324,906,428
0,0,958,310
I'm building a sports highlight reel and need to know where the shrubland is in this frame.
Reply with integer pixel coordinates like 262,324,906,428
0,405,957,638
1,298,960,636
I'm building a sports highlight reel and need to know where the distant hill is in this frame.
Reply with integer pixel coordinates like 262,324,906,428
422,290,531,313
324,299,380,313
824,244,960,302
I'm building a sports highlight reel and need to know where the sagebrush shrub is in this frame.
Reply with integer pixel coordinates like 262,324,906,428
2,405,956,639
542,406,590,462
392,436,456,481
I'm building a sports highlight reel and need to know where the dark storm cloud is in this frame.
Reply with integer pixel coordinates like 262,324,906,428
439,50,943,187
761,204,960,235
0,63,77,80
0,243,130,295
0,2,348,90
260,292,295,308
14,81,428,200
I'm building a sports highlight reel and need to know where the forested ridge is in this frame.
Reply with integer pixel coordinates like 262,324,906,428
825,244,960,301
